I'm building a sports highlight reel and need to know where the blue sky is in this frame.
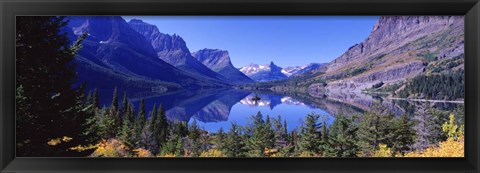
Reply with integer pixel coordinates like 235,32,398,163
122,16,379,68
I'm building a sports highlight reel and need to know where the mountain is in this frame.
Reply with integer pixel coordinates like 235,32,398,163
282,63,327,77
66,16,215,91
296,16,464,94
239,62,288,82
192,49,254,84
127,19,228,85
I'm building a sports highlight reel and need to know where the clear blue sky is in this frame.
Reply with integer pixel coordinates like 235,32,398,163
122,16,379,68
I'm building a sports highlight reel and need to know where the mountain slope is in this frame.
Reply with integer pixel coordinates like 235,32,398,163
192,49,254,84
127,19,228,85
239,62,288,82
304,16,464,93
67,16,220,91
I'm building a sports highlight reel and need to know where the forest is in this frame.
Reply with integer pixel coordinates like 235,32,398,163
15,16,464,158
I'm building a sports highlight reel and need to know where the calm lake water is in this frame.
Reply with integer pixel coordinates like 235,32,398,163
98,88,463,133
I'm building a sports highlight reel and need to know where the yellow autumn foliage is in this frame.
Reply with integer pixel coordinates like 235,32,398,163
372,144,392,157
158,153,176,157
47,136,73,146
403,136,464,157
133,148,154,157
199,149,226,157
90,139,133,157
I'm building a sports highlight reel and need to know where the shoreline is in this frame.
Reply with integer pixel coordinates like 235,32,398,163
387,97,464,104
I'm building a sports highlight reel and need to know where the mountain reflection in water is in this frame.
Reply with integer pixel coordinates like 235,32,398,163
98,88,462,132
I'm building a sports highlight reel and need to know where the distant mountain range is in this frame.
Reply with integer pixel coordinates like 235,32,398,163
239,62,326,82
282,63,327,77
239,62,288,82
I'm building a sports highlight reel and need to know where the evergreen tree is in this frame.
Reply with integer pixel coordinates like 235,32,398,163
132,98,146,148
156,104,169,147
320,119,329,152
246,111,269,156
325,116,359,157
188,118,202,156
216,127,226,150
121,91,129,122
391,114,416,156
119,104,134,147
106,89,120,138
273,115,287,148
223,123,246,157
92,88,99,109
298,113,321,155
357,110,394,156
175,135,184,157
16,16,93,156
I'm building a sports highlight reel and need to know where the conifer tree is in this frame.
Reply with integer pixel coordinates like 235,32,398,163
299,113,321,155
357,111,394,156
16,16,93,156
391,114,416,156
121,91,129,121
119,104,134,147
325,116,359,157
223,123,246,157
92,88,99,109
156,104,169,147
188,118,202,156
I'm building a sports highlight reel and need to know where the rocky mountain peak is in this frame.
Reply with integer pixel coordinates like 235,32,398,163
128,19,190,54
192,49,232,69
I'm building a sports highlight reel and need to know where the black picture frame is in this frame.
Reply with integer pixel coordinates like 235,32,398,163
1,0,479,173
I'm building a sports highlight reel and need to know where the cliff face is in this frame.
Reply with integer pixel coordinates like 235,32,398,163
128,19,229,85
313,16,464,92
192,49,254,84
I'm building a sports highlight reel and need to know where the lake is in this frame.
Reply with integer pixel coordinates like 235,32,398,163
97,88,463,133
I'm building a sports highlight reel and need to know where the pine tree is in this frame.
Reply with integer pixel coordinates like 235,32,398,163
216,127,226,150
175,135,184,157
357,110,394,156
324,116,359,157
156,104,168,147
274,115,287,148
121,91,129,122
132,98,146,148
247,111,267,156
391,114,416,156
223,123,246,157
106,89,120,138
119,104,134,147
320,119,329,152
188,118,202,156
16,16,93,156
298,113,321,155
92,88,99,109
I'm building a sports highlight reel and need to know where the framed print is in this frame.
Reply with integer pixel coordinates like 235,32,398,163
1,0,480,172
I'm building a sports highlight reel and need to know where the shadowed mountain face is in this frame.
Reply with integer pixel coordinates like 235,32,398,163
66,16,222,91
239,62,288,82
192,49,254,84
127,19,229,85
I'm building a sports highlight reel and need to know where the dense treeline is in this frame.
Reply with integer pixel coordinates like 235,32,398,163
83,93,461,157
396,69,464,100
